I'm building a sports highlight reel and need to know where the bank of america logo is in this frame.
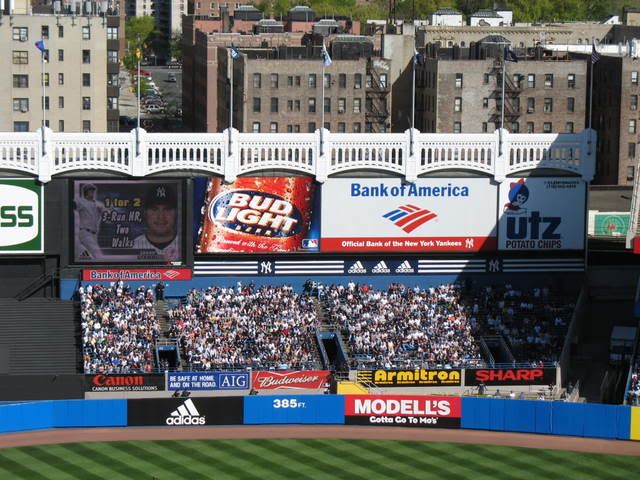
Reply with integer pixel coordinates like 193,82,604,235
164,270,181,279
383,205,437,233
348,261,367,274
372,261,390,273
165,398,206,425
395,260,414,273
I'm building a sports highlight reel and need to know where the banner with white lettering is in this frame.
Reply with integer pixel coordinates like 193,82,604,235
320,179,497,252
498,178,586,250
168,372,249,391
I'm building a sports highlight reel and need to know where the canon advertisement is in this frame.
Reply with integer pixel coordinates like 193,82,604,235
498,178,586,250
127,397,243,426
73,180,183,264
321,178,497,252
345,395,461,428
465,368,557,386
84,374,165,392
193,177,320,254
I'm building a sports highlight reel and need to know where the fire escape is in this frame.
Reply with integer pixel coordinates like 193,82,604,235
365,59,390,133
488,60,522,130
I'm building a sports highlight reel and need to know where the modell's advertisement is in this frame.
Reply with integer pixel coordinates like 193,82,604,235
320,178,497,252
498,178,586,250
194,177,320,254
73,180,183,264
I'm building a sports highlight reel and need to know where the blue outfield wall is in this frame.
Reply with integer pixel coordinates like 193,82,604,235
244,395,345,424
461,397,631,440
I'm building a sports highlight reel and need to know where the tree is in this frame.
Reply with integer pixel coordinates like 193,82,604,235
125,16,157,59
170,33,183,62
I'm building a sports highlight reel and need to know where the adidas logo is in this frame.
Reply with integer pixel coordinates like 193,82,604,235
165,398,206,425
372,261,390,274
348,261,367,274
395,260,414,273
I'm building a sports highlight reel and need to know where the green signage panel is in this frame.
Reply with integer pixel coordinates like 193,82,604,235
593,213,629,237
0,178,43,253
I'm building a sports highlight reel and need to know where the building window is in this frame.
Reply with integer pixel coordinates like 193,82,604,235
627,166,635,181
270,97,278,113
567,74,576,88
287,76,293,87
58,96,64,108
253,73,261,88
453,121,461,133
287,124,293,133
82,26,91,40
13,75,28,88
107,27,118,40
108,73,119,87
270,122,278,133
632,71,638,85
12,27,28,41
82,97,91,110
567,97,575,112
82,73,91,87
12,98,29,112
82,50,90,64
632,95,638,110
252,122,260,133
365,122,373,133
338,98,346,113
270,73,278,88
513,74,522,88
527,98,535,113
295,76,301,87
324,73,331,88
108,51,118,63
42,73,49,87
455,73,463,88
482,98,489,109
308,98,316,113
565,122,574,133
379,73,387,88
294,100,300,111
510,122,520,133
482,122,488,133
527,122,534,133
253,97,261,112
543,98,553,112
339,73,346,88
303,122,314,133
454,97,462,112
57,49,64,62
338,122,346,132
108,97,118,109
12,51,28,64
82,120,91,133
630,119,638,133
58,73,64,85
353,98,361,113
58,25,64,38
353,122,361,132
58,120,64,132
354,73,362,89
629,143,636,158
324,97,331,113
13,122,29,132
365,74,372,88
544,74,553,88
41,25,49,39
543,122,552,133
483,73,490,84
527,73,535,88
43,96,49,110
308,74,316,88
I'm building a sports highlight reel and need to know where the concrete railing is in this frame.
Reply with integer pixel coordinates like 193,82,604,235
0,127,596,184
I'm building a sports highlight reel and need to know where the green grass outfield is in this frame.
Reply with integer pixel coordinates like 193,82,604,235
0,439,635,479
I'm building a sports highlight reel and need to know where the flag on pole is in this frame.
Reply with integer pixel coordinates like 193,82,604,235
504,47,519,63
34,40,46,53
321,43,332,67
230,43,240,60
413,48,424,66
591,44,601,64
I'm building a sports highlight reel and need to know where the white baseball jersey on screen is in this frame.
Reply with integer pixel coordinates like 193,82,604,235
133,234,180,262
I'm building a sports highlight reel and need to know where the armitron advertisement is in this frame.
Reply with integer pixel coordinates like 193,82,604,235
72,180,183,264
320,178,497,252
465,368,557,386
345,395,461,428
498,178,586,250
357,369,461,387
194,177,320,254
252,370,330,390
85,374,165,392
0,178,43,254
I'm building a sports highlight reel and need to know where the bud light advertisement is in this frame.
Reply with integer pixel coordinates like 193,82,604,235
193,177,320,253
498,178,586,250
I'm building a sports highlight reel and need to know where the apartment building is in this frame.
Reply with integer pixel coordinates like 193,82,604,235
0,1,120,132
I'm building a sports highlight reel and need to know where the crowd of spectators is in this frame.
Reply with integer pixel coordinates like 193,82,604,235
167,283,320,370
628,362,640,405
81,283,159,373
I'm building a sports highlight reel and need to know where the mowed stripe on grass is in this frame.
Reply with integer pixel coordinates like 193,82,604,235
0,439,636,480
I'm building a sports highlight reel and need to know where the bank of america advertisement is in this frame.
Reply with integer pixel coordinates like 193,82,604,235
0,178,43,254
73,180,183,264
320,179,497,252
498,178,586,250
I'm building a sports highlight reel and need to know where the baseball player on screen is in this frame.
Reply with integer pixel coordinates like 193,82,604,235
133,184,180,262
75,183,105,260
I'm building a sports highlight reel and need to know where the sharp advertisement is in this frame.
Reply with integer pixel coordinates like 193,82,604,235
194,177,320,254
498,178,586,250
0,178,43,254
320,178,497,252
73,180,184,264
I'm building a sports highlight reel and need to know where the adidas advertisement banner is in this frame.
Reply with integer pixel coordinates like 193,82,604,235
321,179,497,252
127,397,243,426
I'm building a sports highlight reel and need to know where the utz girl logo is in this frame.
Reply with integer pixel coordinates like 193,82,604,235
504,179,529,214
208,190,303,237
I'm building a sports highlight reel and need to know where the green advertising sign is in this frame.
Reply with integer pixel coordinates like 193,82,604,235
593,213,629,237
0,178,43,253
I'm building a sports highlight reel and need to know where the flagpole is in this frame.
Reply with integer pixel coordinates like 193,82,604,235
229,50,233,154
136,51,141,157
499,47,507,156
588,45,596,155
41,40,46,151
411,48,416,156
321,42,325,157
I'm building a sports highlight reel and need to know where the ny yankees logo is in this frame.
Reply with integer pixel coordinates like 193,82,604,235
156,187,166,198
259,261,273,274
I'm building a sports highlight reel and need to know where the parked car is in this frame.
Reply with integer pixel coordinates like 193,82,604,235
167,73,177,82
146,104,165,114
129,69,151,76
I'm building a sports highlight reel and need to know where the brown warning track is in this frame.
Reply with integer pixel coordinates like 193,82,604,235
0,425,638,455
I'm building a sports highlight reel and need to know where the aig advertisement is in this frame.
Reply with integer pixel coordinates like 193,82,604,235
73,180,183,264
194,177,320,254
320,179,497,252
0,178,43,254
498,178,586,250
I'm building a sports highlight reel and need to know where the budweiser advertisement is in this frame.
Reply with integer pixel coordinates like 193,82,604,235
84,374,165,392
345,395,461,428
194,177,321,254
252,370,330,390
321,178,497,252
465,368,557,386
82,268,192,282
